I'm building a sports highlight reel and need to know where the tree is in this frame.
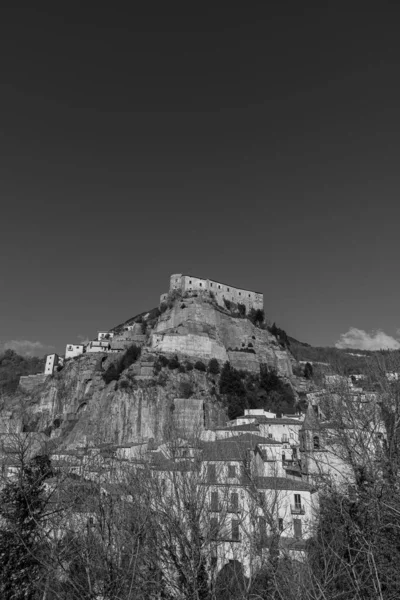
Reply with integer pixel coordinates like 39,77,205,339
304,362,313,380
208,359,220,375
0,440,53,600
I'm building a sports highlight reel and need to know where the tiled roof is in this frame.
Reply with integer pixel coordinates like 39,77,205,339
230,424,260,432
201,434,273,462
255,476,314,492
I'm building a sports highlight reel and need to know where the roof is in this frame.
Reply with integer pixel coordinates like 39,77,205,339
255,476,315,492
230,424,260,432
201,434,273,462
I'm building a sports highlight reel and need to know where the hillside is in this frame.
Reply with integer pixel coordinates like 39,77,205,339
0,289,300,448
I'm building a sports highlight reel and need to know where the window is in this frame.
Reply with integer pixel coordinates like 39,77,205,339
282,452,286,462
259,516,267,542
230,492,239,512
227,288,230,291
228,465,236,478
210,518,218,539
211,491,219,511
292,448,297,459
278,518,284,532
293,519,302,538
239,292,241,295
231,519,240,541
200,283,202,286
294,494,302,509
207,464,216,482
218,285,221,289
248,294,250,297
259,491,265,506
189,280,192,284
313,435,320,450
210,283,213,287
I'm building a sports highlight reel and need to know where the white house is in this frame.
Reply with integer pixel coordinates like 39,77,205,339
65,344,85,359
98,331,115,341
86,340,111,353
44,353,59,375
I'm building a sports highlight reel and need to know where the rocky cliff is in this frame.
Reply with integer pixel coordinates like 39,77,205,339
0,292,297,449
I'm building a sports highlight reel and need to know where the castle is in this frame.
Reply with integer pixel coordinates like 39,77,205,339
160,274,263,312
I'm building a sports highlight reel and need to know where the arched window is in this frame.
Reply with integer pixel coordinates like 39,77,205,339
313,435,320,450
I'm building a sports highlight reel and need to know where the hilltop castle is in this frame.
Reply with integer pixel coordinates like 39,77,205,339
160,273,263,312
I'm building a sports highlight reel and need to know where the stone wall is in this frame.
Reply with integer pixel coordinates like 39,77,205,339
161,273,263,312
19,374,48,392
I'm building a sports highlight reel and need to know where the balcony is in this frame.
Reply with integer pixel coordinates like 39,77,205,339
291,504,305,515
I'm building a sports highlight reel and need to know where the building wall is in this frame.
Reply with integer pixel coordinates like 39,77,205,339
164,273,263,312
65,344,85,359
44,353,59,375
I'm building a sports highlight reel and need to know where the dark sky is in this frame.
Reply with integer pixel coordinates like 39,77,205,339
1,5,400,355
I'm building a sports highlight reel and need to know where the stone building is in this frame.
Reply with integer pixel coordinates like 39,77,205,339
160,273,263,312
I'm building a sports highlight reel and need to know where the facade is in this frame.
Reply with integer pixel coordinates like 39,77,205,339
44,353,59,375
160,273,263,312
86,340,110,353
65,344,85,359
98,331,115,341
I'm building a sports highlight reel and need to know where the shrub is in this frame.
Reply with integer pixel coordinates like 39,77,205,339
238,303,246,317
120,344,141,371
208,358,220,375
157,372,168,386
119,379,130,390
153,362,162,374
159,355,170,367
248,308,265,327
103,363,120,384
224,298,232,311
180,303,186,309
179,381,193,399
160,302,168,314
179,364,186,373
304,362,313,379
168,355,180,370
194,361,206,372
185,361,194,371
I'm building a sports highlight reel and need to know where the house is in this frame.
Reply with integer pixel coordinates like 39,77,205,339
44,353,59,375
97,331,115,341
65,344,85,359
86,340,111,353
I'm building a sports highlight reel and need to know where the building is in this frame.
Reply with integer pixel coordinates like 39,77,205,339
65,344,85,359
97,331,115,341
44,353,59,375
86,340,111,353
160,273,263,312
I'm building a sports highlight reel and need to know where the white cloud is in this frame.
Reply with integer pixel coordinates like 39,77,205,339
335,327,400,351
1,340,55,357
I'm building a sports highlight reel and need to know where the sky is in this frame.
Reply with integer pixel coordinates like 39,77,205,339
1,5,400,356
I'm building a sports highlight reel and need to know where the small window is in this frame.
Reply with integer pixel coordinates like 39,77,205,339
200,283,202,286
211,491,219,511
248,294,250,297
208,464,216,482
294,494,302,509
239,292,241,295
189,280,192,284
231,519,240,541
228,465,236,478
218,285,221,289
210,283,213,287
313,435,320,450
227,288,230,291
230,492,239,512
278,518,284,532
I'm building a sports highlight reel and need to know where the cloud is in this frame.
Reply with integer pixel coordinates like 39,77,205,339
335,327,400,351
1,340,55,357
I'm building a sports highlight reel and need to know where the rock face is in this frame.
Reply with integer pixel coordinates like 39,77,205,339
151,294,293,376
1,294,295,449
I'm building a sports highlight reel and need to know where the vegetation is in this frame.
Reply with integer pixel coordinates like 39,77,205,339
194,361,206,372
0,350,44,394
248,308,265,327
208,358,220,375
102,344,141,384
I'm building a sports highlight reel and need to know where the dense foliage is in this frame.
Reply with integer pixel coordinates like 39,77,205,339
0,349,44,394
